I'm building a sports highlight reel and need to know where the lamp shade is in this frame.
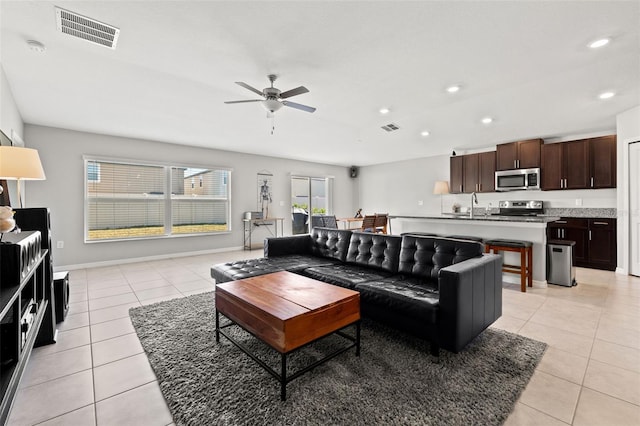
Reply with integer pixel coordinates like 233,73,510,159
0,146,46,180
433,180,450,195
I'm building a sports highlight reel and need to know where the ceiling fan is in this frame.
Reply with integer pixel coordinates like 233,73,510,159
225,74,316,114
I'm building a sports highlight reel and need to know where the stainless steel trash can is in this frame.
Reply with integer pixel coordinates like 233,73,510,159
547,240,577,287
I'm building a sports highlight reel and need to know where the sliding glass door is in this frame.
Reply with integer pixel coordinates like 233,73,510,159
291,176,332,235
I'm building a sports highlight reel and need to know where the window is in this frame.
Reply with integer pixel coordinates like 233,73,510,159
170,167,230,235
87,162,100,183
85,157,231,242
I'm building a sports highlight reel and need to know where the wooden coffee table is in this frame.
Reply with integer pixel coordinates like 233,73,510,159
215,271,361,400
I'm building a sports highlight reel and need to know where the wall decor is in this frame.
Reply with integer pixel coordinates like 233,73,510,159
257,171,273,218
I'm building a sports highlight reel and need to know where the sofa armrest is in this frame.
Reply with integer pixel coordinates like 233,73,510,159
437,254,502,353
264,234,312,257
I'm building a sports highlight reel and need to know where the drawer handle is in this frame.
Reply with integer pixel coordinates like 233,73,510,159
555,221,567,224
593,221,608,225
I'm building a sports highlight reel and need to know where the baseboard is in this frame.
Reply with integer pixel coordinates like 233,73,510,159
615,267,627,275
54,245,247,271
501,275,547,287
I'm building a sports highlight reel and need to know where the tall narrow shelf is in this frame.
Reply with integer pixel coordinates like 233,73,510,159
0,239,49,424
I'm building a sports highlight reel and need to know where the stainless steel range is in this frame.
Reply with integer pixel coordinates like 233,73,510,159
495,200,544,216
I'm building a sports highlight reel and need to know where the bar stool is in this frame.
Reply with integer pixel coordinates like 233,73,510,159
484,239,533,292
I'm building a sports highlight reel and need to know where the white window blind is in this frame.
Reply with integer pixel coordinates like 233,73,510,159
85,158,231,242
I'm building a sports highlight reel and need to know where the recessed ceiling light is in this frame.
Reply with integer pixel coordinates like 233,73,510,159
598,91,615,100
481,117,493,124
26,40,46,53
379,107,390,115
420,130,430,137
446,85,461,93
588,38,610,49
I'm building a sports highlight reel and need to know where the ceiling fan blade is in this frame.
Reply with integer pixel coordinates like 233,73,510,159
224,99,263,104
235,82,264,96
282,100,316,113
279,86,309,99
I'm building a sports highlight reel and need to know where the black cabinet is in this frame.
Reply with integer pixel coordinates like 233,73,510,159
587,219,617,270
0,232,49,424
546,218,616,271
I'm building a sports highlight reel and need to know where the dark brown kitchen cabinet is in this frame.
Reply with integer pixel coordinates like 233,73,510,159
450,152,495,194
496,138,542,170
565,139,590,189
540,142,563,190
541,135,616,191
546,218,616,271
463,151,496,193
541,139,589,190
450,156,463,194
590,135,616,188
587,218,617,270
478,151,496,192
547,218,588,265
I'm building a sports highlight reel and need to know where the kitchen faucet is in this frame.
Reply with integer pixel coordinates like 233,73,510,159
470,192,478,218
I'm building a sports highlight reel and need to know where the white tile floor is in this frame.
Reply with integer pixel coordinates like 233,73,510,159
6,250,640,425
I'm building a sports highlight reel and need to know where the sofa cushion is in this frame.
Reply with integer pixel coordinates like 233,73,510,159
301,264,393,290
356,276,440,323
309,227,352,262
346,232,402,273
398,235,483,283
211,255,337,283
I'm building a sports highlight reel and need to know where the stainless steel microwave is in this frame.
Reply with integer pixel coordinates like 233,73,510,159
495,168,540,191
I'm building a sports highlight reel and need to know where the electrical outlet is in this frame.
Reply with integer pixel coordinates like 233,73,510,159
418,200,424,206
56,241,64,249
575,198,583,206
279,200,284,206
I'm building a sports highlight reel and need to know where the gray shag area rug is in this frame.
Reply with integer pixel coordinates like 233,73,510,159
130,291,546,426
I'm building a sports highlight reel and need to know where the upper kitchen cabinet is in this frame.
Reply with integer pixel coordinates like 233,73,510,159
541,135,616,191
450,151,495,194
463,151,496,193
450,156,464,194
590,135,616,188
496,138,542,170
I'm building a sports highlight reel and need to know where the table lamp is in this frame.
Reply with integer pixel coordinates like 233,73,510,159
432,180,450,214
0,146,46,208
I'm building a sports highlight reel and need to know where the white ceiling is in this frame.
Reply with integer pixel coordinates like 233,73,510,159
1,1,638,167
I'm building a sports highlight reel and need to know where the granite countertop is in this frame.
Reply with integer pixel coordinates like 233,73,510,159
543,208,617,219
390,208,616,224
390,214,561,223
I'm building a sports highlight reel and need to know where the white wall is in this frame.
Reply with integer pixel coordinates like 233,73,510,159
616,105,640,274
0,65,23,138
24,125,356,268
0,64,24,203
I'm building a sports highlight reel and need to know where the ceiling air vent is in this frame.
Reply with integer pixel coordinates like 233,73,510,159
381,123,400,132
55,7,120,49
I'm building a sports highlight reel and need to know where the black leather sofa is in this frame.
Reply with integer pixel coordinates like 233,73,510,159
211,227,502,356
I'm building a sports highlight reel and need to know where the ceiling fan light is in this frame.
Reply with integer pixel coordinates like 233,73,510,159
262,99,283,113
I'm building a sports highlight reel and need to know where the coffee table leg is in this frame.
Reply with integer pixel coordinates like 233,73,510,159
215,310,220,343
280,354,287,401
356,321,361,356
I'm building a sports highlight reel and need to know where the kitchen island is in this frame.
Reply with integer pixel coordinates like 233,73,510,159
389,214,561,284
